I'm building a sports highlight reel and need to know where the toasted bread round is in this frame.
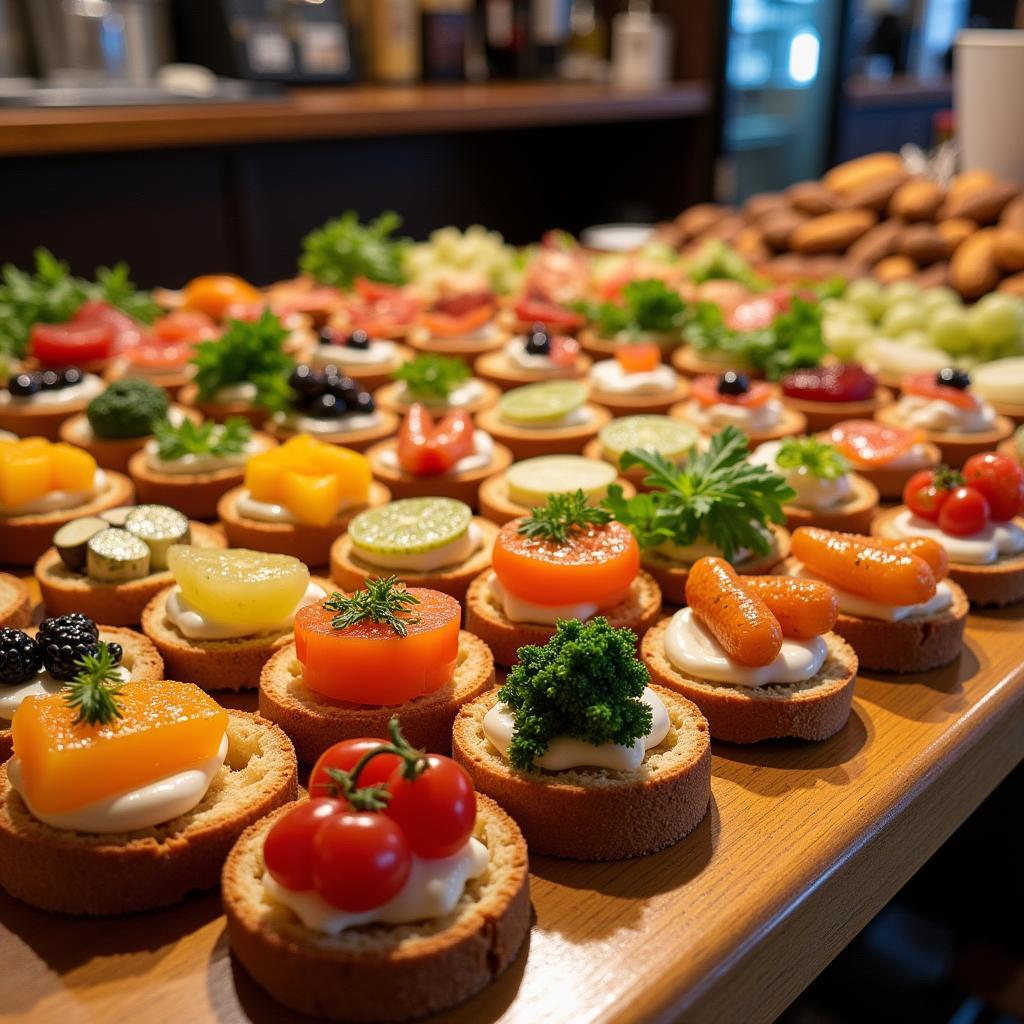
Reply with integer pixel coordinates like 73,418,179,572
998,436,1022,464
670,346,761,379
581,437,668,492
780,387,895,432
58,405,200,472
642,618,858,743
34,520,226,625
0,574,31,629
264,410,401,454
373,380,502,418
822,438,943,501
104,359,193,398
464,570,662,667
781,473,879,534
141,578,331,692
330,519,498,604
177,383,269,429
310,344,413,393
875,405,1015,469
0,394,93,441
477,469,635,526
577,328,682,361
669,401,808,449
127,431,278,519
217,482,392,568
0,711,297,914
259,631,495,763
474,403,611,461
473,351,593,391
0,470,135,567
223,792,529,1022
452,686,710,860
407,325,510,359
587,376,691,418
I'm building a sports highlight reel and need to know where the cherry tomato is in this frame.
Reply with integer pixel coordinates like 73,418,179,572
938,485,990,537
309,738,402,801
74,300,143,349
263,798,344,891
903,469,950,522
548,336,581,368
30,321,115,365
962,452,1024,522
385,755,476,860
312,811,411,911
397,405,475,476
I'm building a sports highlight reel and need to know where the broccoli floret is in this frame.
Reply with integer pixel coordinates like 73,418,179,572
497,618,653,771
86,378,169,439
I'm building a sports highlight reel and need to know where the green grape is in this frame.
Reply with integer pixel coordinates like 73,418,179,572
967,294,1022,350
823,317,876,360
881,301,927,337
822,298,870,323
882,281,921,311
844,278,886,320
920,286,962,317
929,307,974,353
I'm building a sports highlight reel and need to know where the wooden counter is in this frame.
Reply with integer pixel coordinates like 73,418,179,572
1,576,1021,1024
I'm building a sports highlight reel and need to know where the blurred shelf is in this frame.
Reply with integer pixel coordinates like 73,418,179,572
845,74,953,109
0,80,712,157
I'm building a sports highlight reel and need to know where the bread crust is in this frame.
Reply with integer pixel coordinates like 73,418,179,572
0,574,31,629
576,327,680,360
330,519,498,603
464,570,662,666
104,359,193,398
372,380,502,418
264,410,401,454
823,439,942,500
587,376,691,417
0,470,135,567
642,619,858,743
780,387,895,432
365,439,514,509
177,382,269,429
474,403,611,461
0,711,297,914
407,325,510,359
782,473,879,535
992,398,1024,426
259,632,495,762
875,405,1015,469
34,520,226,625
451,686,711,860
477,469,635,526
998,436,1022,464
217,482,392,567
0,394,93,441
127,431,278,519
222,793,530,1022
669,401,808,449
473,351,593,391
670,346,761,379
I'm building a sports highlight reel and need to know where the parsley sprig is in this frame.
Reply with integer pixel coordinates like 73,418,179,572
518,490,612,544
300,211,409,289
153,416,251,462
62,643,124,727
775,437,850,481
393,354,470,403
590,279,688,339
324,577,421,637
602,425,795,561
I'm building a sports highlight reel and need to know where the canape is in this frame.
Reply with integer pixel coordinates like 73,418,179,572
373,354,501,417
259,579,495,761
642,556,857,743
309,325,412,392
35,504,226,624
576,277,687,360
780,364,894,431
587,343,689,416
583,415,699,492
871,452,1024,607
474,324,592,389
223,724,529,1022
365,404,513,508
824,419,942,500
875,369,1014,468
219,435,390,566
407,298,511,359
128,416,277,519
501,293,586,338
671,345,759,379
465,491,662,665
0,574,30,629
0,437,134,566
605,426,793,604
330,497,497,604
330,277,423,343
453,617,710,859
780,526,969,672
474,380,610,461
0,366,105,441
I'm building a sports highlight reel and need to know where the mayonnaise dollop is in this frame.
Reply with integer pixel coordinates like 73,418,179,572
664,607,826,688
892,395,998,434
400,379,487,408
311,338,397,368
0,665,131,723
351,522,482,573
214,382,258,403
272,411,381,436
165,581,326,641
0,469,107,517
881,508,1024,566
145,433,272,475
0,373,104,408
375,431,495,477
683,398,783,433
505,337,564,371
590,360,678,396
234,490,365,524
482,687,670,771
751,440,852,511
487,572,599,625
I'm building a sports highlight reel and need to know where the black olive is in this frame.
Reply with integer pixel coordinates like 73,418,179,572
307,393,346,418
288,364,324,398
7,372,41,398
717,371,750,396
937,367,971,390
346,329,370,351
39,369,62,390
61,367,84,387
524,325,550,356
317,326,336,346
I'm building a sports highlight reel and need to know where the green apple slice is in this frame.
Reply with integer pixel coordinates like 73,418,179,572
498,380,587,425
348,497,472,555
506,455,617,507
599,415,699,465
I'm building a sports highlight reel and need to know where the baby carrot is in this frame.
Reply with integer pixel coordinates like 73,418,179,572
741,576,838,639
870,535,949,580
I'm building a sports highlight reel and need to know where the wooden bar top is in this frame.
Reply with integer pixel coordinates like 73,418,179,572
0,80,711,157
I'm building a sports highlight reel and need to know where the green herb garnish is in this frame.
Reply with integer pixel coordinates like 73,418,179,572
518,489,612,544
62,643,124,727
775,437,850,480
587,279,687,339
190,309,294,411
153,416,251,462
687,240,764,289
86,378,169,440
300,210,409,289
393,354,470,403
603,425,795,561
498,618,652,771
324,577,421,637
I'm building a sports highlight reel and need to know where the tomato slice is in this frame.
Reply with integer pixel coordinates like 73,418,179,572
355,277,405,303
433,290,495,317
122,338,192,369
30,321,115,365
420,303,496,338
513,297,585,330
828,419,927,466
901,371,979,410
153,310,218,343
73,300,143,350
492,520,639,607
397,405,475,476
691,375,774,407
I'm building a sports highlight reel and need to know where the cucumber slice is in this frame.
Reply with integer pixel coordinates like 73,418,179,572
100,506,134,528
54,516,109,572
86,528,151,583
499,380,587,425
598,416,699,465
506,456,617,507
124,505,191,571
348,497,472,555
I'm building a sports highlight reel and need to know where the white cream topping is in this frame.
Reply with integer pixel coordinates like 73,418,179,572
891,394,998,434
499,406,590,430
487,572,598,625
882,508,1024,566
0,665,130,723
399,379,486,409
145,433,273,475
683,397,783,433
664,607,827,688
311,339,398,368
214,382,258,403
352,523,482,573
590,359,678,396
263,837,489,935
0,468,107,517
0,373,104,407
482,687,670,771
7,732,228,833
273,411,381,436
375,431,495,477
751,440,852,511
234,489,365,525
505,337,563,371
165,581,326,641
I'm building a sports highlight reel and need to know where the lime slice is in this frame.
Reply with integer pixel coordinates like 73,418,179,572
499,380,587,425
348,497,472,555
506,456,617,507
167,546,310,630
599,416,699,465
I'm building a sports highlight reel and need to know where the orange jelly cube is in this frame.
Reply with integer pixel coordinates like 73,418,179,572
245,448,288,503
281,470,342,527
50,442,98,492
11,680,228,815
0,441,52,509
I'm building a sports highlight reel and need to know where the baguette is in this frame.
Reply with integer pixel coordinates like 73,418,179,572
0,574,31,629
223,793,529,1022
452,686,710,860
259,631,495,762
0,711,297,914
642,619,858,743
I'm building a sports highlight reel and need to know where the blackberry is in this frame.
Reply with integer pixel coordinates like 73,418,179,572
40,369,62,390
326,374,361,400
937,367,971,390
351,391,375,414
37,614,120,682
317,326,337,346
307,393,345,418
288,364,325,399
7,372,40,398
0,629,42,686
38,613,98,644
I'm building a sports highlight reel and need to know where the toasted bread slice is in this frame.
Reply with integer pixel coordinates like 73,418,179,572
473,351,592,390
587,376,691,418
177,383,269,429
0,711,297,914
223,792,529,1022
780,387,894,433
259,631,495,763
0,573,31,629
372,380,502,418
781,474,879,535
464,570,662,667
452,686,710,860
642,618,858,743
57,405,200,472
875,405,1015,468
